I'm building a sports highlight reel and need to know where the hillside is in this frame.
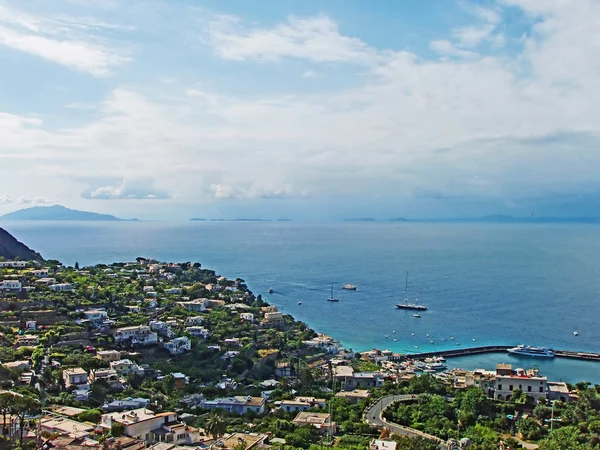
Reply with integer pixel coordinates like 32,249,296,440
0,227,43,260
0,205,123,221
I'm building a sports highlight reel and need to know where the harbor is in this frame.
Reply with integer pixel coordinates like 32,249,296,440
401,345,600,362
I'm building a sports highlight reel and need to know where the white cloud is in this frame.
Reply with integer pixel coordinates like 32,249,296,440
302,70,318,78
207,14,384,65
2,1,600,218
452,25,496,47
81,179,171,200
0,195,55,205
430,40,477,58
0,3,131,76
209,183,304,200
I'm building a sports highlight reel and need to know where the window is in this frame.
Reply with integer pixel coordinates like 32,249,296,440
539,387,544,392
528,386,532,392
498,384,502,390
509,385,513,391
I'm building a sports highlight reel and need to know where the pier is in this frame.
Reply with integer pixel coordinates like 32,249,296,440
400,346,600,362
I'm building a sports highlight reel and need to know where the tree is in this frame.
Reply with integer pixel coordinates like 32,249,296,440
0,393,13,438
391,435,439,450
205,413,227,440
78,408,103,423
162,374,176,395
110,422,125,437
10,395,40,444
75,261,80,270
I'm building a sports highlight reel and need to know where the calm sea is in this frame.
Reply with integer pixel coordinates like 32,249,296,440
4,221,600,383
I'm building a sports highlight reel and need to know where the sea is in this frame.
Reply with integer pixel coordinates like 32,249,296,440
4,221,600,384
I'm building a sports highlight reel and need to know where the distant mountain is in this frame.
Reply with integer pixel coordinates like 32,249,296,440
190,218,207,221
475,215,600,223
0,205,124,221
0,227,44,261
344,218,377,222
387,217,409,222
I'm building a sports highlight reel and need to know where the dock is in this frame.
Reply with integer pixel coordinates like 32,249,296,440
400,346,600,362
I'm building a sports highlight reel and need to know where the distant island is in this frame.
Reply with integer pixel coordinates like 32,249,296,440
0,205,128,221
343,218,377,222
0,227,44,260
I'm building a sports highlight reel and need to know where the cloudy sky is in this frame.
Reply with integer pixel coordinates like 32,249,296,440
1,0,599,220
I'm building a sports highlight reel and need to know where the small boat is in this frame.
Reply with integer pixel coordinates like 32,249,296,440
472,338,477,342
426,333,430,337
415,346,419,349
342,284,357,290
385,335,389,338
298,301,302,305
268,288,274,293
327,283,339,302
450,336,454,340
393,338,398,342
411,333,415,336
456,342,460,346
573,331,579,336
413,313,421,318
392,330,396,334
429,340,435,344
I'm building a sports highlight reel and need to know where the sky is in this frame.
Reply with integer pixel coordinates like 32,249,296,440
0,0,599,220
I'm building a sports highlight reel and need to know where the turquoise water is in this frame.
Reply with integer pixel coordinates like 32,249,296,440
4,221,600,383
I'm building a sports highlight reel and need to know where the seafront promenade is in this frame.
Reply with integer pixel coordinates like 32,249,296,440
400,345,600,362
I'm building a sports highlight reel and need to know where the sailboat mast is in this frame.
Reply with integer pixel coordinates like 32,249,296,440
405,271,408,305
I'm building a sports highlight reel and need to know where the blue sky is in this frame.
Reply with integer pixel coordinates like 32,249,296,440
0,0,599,220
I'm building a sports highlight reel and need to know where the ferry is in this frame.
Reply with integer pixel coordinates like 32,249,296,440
342,284,357,290
508,345,555,358
396,272,428,311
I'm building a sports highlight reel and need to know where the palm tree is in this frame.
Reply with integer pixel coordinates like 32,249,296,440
205,413,226,440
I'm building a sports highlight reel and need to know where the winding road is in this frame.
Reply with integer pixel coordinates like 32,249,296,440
365,394,448,449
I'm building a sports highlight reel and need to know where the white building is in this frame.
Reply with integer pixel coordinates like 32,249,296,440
165,287,182,295
0,280,22,291
0,261,28,268
493,364,547,402
150,320,176,338
114,326,158,346
201,396,266,415
280,397,326,413
177,299,207,312
164,337,191,355
84,309,108,323
100,408,201,445
49,283,73,291
90,368,121,387
184,316,204,326
33,268,50,277
110,359,142,376
240,313,254,323
185,326,209,338
63,368,89,388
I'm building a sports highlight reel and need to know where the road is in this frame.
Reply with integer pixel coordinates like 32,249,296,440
365,394,448,449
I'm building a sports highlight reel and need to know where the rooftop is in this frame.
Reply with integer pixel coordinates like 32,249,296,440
221,432,267,449
293,412,331,425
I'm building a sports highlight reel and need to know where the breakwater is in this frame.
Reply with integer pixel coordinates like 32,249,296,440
402,346,600,362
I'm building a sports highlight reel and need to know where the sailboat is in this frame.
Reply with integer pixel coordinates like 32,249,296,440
396,272,428,311
327,283,339,302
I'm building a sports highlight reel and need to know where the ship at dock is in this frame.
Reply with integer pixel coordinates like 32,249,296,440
396,272,428,311
508,345,555,358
